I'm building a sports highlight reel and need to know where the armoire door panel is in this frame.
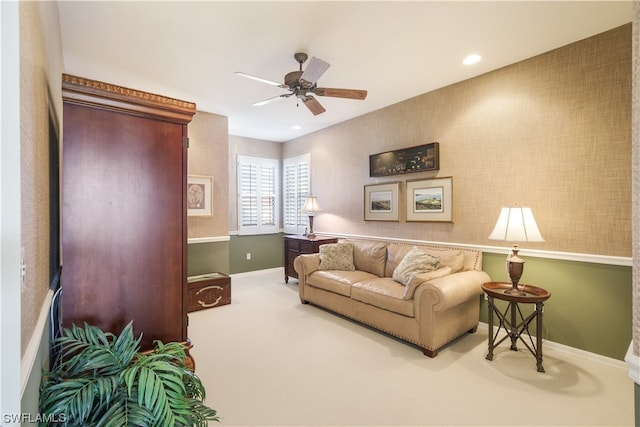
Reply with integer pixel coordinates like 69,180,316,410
62,103,186,349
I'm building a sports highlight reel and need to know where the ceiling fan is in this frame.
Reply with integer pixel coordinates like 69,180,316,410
235,52,367,115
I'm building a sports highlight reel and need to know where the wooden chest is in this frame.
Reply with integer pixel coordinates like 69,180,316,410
186,273,231,313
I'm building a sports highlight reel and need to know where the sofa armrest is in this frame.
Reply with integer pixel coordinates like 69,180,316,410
294,253,321,279
414,270,491,312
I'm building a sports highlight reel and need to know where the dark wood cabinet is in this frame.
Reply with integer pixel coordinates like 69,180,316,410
61,74,195,351
284,235,338,283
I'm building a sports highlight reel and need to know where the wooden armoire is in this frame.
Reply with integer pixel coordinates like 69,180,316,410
61,74,196,351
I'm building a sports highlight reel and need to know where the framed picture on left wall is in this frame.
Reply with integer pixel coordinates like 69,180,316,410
187,175,213,216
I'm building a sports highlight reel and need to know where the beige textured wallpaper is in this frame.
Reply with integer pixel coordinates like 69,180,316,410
284,24,632,258
20,2,64,356
188,111,229,239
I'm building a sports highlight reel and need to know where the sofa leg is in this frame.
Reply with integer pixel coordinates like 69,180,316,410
468,326,478,334
422,348,438,358
300,298,309,304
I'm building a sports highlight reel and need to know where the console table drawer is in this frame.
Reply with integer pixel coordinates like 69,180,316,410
187,273,231,312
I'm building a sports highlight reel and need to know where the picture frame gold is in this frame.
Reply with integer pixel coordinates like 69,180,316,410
364,182,401,221
187,175,213,217
405,176,453,222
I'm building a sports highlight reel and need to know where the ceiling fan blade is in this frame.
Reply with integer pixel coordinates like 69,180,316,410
252,93,292,106
235,71,288,89
314,87,368,100
300,57,330,87
302,96,326,115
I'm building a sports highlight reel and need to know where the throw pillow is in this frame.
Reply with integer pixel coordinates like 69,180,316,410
402,266,452,299
392,246,440,286
318,242,356,271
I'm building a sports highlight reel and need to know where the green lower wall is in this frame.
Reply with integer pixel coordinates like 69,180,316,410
188,241,230,276
480,252,632,360
192,234,632,361
186,234,284,275
228,233,284,274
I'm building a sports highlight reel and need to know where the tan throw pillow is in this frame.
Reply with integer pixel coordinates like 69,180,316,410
392,246,440,286
402,266,452,299
319,243,356,271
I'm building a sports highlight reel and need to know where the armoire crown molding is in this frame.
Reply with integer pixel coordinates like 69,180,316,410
62,73,196,123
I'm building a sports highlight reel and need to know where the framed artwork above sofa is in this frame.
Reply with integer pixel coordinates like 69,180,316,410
364,182,401,221
405,176,453,222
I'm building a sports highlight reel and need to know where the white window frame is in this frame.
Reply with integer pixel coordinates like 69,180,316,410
237,155,279,235
283,153,311,235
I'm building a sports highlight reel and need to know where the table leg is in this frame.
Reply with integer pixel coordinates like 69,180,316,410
486,295,494,361
509,301,518,351
536,301,545,373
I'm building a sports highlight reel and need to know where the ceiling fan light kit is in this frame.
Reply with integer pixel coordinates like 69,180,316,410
236,52,368,115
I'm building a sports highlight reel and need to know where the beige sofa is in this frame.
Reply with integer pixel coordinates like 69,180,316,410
293,238,491,357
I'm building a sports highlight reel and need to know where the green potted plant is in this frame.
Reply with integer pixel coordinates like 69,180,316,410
40,321,218,426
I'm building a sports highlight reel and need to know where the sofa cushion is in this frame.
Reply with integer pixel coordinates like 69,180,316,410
307,270,378,297
402,266,452,299
319,242,355,271
343,239,387,277
351,278,414,317
392,247,440,286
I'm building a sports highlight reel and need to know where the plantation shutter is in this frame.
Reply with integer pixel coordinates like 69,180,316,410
237,155,279,235
283,153,310,235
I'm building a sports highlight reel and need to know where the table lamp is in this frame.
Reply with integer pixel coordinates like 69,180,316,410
488,207,544,295
301,196,321,239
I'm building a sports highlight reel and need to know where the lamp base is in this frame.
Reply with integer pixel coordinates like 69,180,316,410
505,246,526,295
306,215,316,240
503,286,527,296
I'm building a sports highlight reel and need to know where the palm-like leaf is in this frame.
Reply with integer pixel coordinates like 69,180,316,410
40,321,218,426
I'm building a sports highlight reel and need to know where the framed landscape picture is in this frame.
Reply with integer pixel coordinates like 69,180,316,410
187,175,213,216
364,182,401,221
405,176,453,222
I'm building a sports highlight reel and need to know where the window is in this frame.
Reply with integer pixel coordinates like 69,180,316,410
237,155,279,235
283,153,310,235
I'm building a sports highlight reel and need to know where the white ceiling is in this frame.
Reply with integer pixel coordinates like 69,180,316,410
56,1,632,142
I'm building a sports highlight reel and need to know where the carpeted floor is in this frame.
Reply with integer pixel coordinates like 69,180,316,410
188,268,634,427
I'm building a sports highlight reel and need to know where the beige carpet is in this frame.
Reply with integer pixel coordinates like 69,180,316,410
188,268,634,427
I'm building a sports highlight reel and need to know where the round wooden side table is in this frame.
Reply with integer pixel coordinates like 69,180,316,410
482,281,551,372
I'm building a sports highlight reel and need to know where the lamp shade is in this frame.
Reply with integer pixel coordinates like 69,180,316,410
488,207,544,242
301,196,321,215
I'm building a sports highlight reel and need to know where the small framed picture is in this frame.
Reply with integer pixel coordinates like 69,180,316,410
364,182,401,221
405,176,453,222
187,175,213,216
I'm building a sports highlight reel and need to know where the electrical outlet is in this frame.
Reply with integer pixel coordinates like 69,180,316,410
246,253,251,260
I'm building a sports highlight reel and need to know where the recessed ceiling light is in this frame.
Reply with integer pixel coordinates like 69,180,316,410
463,54,482,65
292,125,302,130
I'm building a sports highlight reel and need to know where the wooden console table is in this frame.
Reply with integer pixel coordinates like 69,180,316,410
283,235,338,283
482,282,551,372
